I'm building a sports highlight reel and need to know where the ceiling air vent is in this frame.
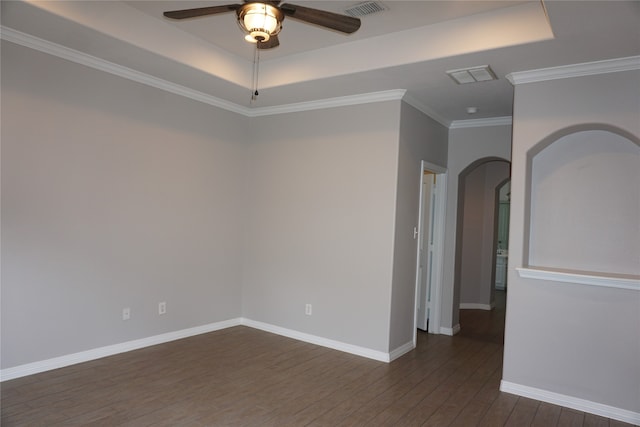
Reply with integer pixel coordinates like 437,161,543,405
344,1,387,17
447,65,498,84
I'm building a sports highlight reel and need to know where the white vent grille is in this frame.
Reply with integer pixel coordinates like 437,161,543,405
344,1,387,17
446,65,498,85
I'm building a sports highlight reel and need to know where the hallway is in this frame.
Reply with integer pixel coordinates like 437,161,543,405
458,290,507,345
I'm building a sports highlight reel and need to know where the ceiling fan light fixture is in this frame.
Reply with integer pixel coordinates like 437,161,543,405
238,2,283,43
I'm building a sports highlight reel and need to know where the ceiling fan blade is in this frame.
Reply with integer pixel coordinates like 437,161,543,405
280,3,361,34
163,4,240,20
257,35,280,49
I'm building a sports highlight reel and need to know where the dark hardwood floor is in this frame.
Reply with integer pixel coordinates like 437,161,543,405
1,292,634,426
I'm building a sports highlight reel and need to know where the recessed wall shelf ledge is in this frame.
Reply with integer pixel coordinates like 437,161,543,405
516,268,640,291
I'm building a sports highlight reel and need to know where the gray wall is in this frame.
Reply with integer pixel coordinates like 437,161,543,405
241,101,402,353
2,40,448,369
504,69,640,412
388,102,447,350
1,42,248,368
241,100,448,355
443,125,512,330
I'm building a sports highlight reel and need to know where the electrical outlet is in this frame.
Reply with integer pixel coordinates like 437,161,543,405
305,304,312,316
122,307,131,321
158,302,166,315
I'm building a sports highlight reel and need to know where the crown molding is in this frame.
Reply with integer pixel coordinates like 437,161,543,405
449,116,513,129
506,55,640,85
247,90,407,117
0,26,251,116
401,93,450,128
401,95,513,130
1,26,408,118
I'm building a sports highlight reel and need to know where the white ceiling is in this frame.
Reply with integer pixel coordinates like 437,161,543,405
2,1,639,125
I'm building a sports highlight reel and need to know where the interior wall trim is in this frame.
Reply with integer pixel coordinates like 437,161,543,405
389,341,416,362
516,268,640,291
439,324,461,336
1,317,405,382
247,90,407,117
0,318,243,382
0,26,250,116
449,116,512,129
500,380,640,425
241,318,392,363
459,303,494,310
0,26,405,118
1,25,513,129
401,93,450,128
506,55,640,85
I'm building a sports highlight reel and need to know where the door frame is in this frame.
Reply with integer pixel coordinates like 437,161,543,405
413,160,447,344
415,170,435,331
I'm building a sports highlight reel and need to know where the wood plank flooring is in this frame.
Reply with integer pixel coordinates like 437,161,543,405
1,292,635,426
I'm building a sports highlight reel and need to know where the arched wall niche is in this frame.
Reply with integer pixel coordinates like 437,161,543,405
523,124,640,277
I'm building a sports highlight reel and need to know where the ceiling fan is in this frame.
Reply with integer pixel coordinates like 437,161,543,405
163,1,362,49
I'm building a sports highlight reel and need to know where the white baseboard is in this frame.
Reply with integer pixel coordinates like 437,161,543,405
388,341,415,362
2,318,407,382
240,318,391,362
440,324,461,336
500,380,640,426
0,318,242,382
460,303,494,310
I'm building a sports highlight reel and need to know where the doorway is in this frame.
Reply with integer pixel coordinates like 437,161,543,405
416,170,435,332
414,161,446,341
454,158,510,334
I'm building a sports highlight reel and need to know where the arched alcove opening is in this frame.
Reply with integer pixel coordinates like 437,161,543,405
454,157,510,338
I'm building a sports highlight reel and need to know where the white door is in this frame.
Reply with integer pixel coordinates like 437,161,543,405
416,171,436,331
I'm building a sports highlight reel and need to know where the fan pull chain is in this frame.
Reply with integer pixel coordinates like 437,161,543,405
251,43,260,103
